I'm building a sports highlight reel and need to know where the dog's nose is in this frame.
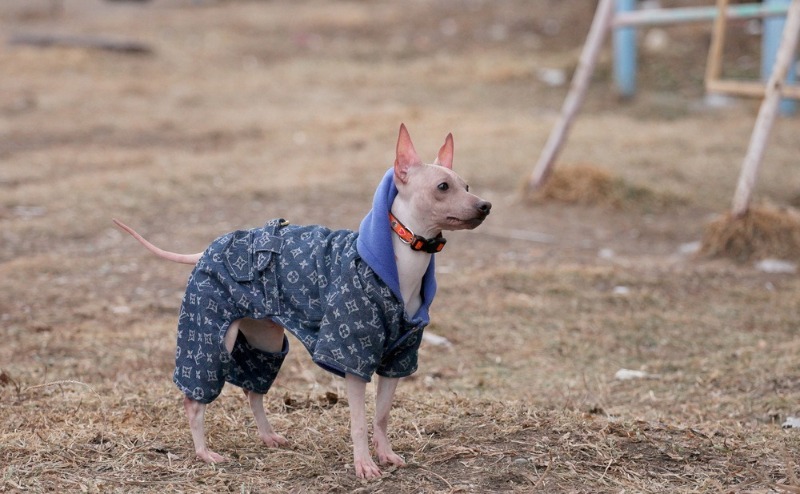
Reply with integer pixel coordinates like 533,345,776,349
477,201,492,215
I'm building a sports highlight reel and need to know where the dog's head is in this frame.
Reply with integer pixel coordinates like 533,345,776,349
393,124,491,233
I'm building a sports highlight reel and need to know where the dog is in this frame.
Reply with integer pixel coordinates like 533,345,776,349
114,124,491,479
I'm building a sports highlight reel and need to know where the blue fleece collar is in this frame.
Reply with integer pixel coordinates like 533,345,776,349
356,168,437,324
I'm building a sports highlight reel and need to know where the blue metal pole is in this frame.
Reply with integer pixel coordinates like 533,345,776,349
763,0,797,115
613,3,791,27
613,0,638,98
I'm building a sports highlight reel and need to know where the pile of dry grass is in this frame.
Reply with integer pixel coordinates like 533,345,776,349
700,206,800,262
524,164,677,211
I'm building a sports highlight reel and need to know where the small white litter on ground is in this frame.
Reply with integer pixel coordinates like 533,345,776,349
598,248,614,259
423,332,453,348
782,417,800,429
614,369,659,381
755,259,797,274
678,241,701,255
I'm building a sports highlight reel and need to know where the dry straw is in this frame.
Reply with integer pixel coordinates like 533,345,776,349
523,164,677,211
701,206,800,262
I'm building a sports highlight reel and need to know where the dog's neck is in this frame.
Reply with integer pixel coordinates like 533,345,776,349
389,201,437,317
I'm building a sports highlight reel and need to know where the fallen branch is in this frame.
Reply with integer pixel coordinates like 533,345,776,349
8,33,153,55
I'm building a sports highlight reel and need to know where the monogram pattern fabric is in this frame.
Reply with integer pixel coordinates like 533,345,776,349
173,219,426,404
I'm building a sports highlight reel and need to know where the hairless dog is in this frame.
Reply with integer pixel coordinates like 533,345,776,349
115,124,491,479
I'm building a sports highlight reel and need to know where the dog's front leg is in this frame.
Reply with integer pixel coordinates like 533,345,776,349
373,376,406,468
345,373,382,479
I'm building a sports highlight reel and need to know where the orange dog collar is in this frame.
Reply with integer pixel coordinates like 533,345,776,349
388,212,446,253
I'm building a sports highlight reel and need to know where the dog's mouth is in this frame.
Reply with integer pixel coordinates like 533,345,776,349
447,216,486,229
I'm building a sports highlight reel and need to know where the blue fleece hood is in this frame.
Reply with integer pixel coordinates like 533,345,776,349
356,168,437,324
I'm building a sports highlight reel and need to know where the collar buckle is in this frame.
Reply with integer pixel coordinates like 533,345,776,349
389,212,446,254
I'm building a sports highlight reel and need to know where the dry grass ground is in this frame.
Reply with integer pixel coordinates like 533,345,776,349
2,1,800,492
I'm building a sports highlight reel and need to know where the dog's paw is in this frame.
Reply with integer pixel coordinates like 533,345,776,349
260,432,288,448
196,449,228,464
378,452,406,468
373,437,406,467
353,456,382,479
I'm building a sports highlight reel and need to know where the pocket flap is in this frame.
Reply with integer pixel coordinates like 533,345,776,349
222,220,287,281
253,221,285,271
223,230,255,282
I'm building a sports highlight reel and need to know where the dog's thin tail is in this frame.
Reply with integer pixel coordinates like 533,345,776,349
113,219,203,265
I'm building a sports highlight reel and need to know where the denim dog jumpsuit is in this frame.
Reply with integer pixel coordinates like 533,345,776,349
173,169,437,404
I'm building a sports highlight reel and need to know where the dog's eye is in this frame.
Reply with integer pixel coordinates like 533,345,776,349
438,182,449,191
465,185,470,192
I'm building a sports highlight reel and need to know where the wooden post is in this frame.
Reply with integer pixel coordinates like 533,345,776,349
705,0,730,87
525,0,615,193
731,0,800,217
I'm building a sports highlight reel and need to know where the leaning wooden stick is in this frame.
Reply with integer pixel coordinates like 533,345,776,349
525,0,615,193
730,0,800,218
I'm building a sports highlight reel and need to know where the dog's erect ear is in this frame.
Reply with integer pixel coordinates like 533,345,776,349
394,123,422,184
433,133,454,170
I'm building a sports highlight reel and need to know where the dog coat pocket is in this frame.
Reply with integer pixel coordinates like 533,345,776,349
253,225,284,272
254,223,285,316
223,230,257,282
222,220,285,282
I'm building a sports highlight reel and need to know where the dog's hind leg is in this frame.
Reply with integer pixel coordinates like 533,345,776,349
235,318,285,353
234,318,289,448
244,390,289,447
178,319,244,464
183,396,226,463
